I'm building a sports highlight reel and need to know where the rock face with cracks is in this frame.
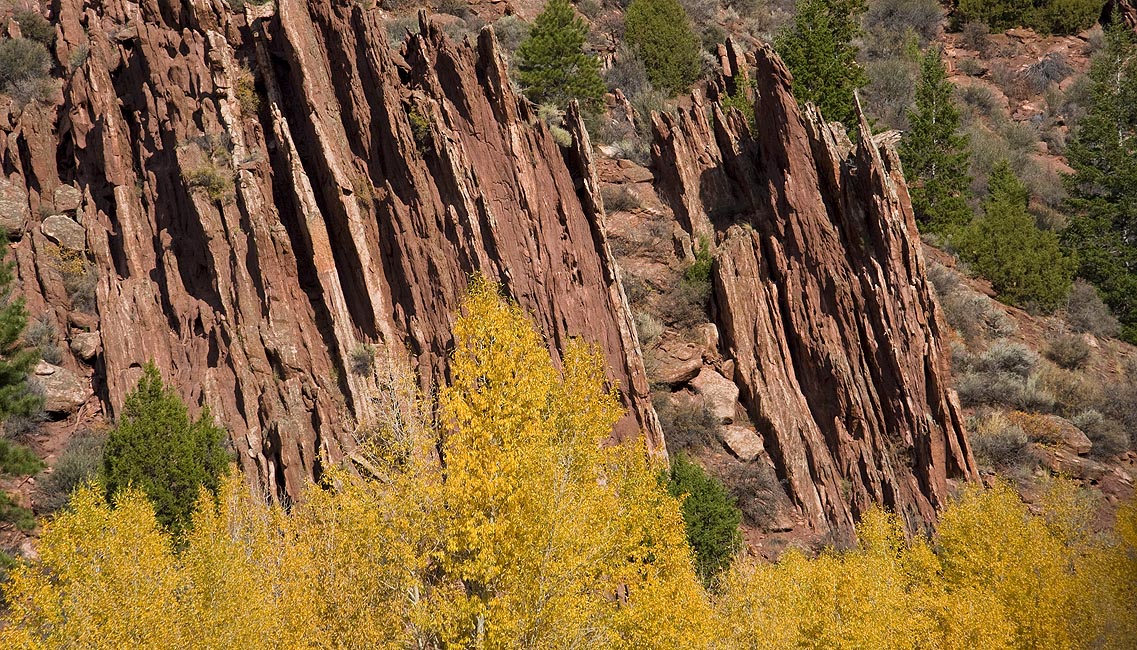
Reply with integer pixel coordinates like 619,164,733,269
1,2,972,534
651,41,977,534
0,2,658,500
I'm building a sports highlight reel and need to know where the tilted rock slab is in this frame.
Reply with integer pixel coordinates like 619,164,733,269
1,2,658,499
652,42,977,533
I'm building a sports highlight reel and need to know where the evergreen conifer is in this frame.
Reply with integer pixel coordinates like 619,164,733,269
774,0,868,129
1063,24,1137,341
664,454,742,586
956,162,1073,311
625,0,702,95
515,0,605,110
899,46,973,232
0,239,41,422
102,362,228,535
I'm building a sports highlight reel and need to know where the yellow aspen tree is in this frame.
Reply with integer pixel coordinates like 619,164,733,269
177,478,320,649
291,466,450,649
899,534,1015,650
604,438,721,649
5,279,1136,650
296,349,451,649
936,481,1075,650
435,278,715,648
436,277,564,644
0,487,183,649
715,557,802,648
1068,500,1137,649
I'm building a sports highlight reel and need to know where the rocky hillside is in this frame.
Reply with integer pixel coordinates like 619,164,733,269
1,0,970,544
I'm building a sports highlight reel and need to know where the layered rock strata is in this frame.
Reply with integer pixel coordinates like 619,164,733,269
652,41,977,532
2,0,973,535
1,2,658,499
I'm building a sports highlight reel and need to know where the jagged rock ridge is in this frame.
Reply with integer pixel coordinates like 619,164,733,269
2,1,972,533
651,42,977,533
1,1,659,499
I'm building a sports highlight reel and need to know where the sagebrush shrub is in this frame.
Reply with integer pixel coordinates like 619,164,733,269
1064,280,1122,338
660,278,711,329
862,0,941,43
1071,410,1131,458
24,314,62,365
926,261,960,297
493,15,530,55
1025,53,1073,93
967,410,1035,470
956,84,1001,120
605,47,652,97
960,21,990,54
184,166,234,202
955,369,1053,410
601,185,642,213
35,431,105,512
634,310,664,346
1044,334,1091,370
0,37,52,103
941,291,1017,342
976,340,1039,378
1041,365,1103,416
349,345,376,377
654,392,719,450
862,57,918,130
13,10,54,47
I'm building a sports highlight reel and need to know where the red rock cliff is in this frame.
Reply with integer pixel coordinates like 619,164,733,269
2,2,971,532
0,1,659,500
651,42,977,533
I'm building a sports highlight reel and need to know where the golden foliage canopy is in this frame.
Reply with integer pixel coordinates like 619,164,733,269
2,281,1135,649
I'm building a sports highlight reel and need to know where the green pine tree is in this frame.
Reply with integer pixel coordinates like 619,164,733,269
663,454,742,586
0,240,44,532
773,0,868,130
103,362,229,535
1063,24,1137,342
625,0,702,95
956,161,1074,311
0,238,41,422
899,46,973,233
986,158,1031,208
515,0,605,110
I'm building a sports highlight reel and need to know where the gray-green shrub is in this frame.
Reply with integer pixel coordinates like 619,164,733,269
0,37,52,103
1065,280,1122,338
1071,410,1130,458
35,431,105,512
1044,334,1091,370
